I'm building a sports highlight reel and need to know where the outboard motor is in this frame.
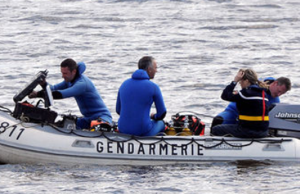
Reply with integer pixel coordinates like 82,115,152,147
13,70,48,103
12,70,57,124
269,103,300,138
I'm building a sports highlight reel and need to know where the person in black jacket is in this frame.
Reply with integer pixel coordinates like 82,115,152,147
211,69,269,138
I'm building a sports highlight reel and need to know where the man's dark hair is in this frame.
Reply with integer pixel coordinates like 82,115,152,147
276,77,291,91
138,56,155,70
60,58,78,72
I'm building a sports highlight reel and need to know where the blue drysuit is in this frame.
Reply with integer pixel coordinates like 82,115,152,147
116,69,167,136
50,62,112,129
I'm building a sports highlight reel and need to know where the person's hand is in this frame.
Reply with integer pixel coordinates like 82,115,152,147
39,78,47,87
234,69,245,82
150,113,155,119
28,91,37,98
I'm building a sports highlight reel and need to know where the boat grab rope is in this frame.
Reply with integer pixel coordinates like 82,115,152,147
0,105,12,115
46,124,291,149
108,135,288,149
0,105,292,149
0,105,53,131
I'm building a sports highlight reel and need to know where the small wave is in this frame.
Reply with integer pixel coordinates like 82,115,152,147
21,16,63,24
242,17,299,23
250,4,282,9
200,24,278,30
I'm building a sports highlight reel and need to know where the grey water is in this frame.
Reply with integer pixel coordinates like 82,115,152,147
1,0,300,193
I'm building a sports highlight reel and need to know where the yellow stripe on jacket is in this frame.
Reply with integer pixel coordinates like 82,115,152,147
239,115,269,121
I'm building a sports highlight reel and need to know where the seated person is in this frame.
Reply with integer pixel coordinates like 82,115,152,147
211,76,291,128
211,69,270,138
29,58,112,129
116,56,167,136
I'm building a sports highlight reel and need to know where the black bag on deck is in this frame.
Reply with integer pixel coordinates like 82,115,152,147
12,102,57,124
171,113,205,135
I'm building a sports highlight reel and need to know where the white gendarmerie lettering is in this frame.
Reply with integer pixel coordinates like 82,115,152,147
96,141,204,156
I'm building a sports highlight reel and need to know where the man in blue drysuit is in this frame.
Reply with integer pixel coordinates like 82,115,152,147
116,56,167,136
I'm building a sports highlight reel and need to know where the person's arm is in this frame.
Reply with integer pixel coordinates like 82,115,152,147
116,90,121,115
152,85,167,120
50,81,68,91
221,82,238,101
28,90,63,99
49,81,69,99
221,70,244,102
28,80,66,99
57,80,86,98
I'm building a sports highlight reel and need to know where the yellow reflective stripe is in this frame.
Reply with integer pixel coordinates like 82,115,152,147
239,115,269,121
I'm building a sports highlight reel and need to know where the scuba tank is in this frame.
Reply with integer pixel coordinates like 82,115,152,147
179,116,193,136
166,120,176,135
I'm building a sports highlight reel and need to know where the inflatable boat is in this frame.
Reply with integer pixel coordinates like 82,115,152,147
1,104,300,165
0,70,300,165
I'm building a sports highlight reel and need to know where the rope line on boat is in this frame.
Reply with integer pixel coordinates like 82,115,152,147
0,117,290,149
0,107,42,132
46,122,291,149
0,105,12,114
0,105,291,149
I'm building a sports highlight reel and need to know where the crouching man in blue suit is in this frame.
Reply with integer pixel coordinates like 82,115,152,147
29,58,112,129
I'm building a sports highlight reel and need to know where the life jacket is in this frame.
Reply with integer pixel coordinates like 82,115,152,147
237,86,269,130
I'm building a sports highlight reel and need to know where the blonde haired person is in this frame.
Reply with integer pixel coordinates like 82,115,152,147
211,75,291,128
211,69,270,138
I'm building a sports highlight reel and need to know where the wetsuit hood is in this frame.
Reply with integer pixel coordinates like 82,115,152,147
70,62,86,83
132,69,150,80
77,62,86,75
